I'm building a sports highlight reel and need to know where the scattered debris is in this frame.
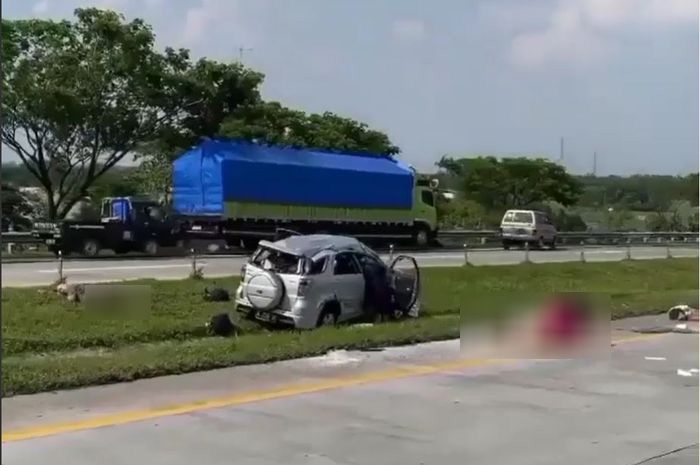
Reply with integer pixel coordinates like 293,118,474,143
677,369,695,377
668,305,698,321
203,287,230,302
206,313,239,337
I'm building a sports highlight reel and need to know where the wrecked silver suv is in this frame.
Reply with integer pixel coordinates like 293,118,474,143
235,235,420,329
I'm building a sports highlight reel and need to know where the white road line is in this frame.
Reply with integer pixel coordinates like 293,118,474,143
37,263,208,273
645,357,667,361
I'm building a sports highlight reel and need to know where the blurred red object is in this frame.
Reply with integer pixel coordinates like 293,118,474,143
537,295,589,346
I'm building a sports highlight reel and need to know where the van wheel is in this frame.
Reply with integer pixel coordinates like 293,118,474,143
549,238,557,250
82,239,100,257
502,240,511,251
317,303,340,327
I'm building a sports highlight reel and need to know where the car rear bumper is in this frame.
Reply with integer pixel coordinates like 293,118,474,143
235,300,311,328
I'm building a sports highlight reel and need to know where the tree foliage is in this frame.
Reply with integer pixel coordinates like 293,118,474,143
1,183,35,230
1,9,245,218
438,156,582,210
219,101,400,155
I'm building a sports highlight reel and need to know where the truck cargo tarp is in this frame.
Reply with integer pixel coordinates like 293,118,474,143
172,139,415,216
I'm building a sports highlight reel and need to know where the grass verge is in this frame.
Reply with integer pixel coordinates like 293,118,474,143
2,259,697,396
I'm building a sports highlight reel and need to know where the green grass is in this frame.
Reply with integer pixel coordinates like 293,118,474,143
2,259,697,396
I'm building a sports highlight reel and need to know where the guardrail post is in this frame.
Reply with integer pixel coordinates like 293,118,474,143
58,250,64,281
389,244,394,262
523,242,531,264
580,241,586,263
463,242,470,266
190,248,197,274
480,237,486,246
643,236,648,244
625,245,632,261
666,242,673,259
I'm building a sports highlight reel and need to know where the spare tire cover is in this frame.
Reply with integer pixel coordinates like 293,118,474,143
245,271,284,311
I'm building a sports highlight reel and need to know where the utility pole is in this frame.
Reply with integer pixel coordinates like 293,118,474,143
238,47,253,62
559,137,564,163
593,151,598,176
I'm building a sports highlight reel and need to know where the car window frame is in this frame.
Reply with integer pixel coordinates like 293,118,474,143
333,252,362,276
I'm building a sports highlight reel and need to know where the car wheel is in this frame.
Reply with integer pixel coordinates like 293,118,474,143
502,240,511,251
317,304,339,328
549,238,557,250
82,239,100,257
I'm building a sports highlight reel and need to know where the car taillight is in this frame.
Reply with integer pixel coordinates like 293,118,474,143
298,278,311,297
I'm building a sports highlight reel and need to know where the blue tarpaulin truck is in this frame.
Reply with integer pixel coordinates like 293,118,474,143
172,139,440,249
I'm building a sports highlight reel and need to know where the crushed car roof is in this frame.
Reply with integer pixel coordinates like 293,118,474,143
258,234,374,258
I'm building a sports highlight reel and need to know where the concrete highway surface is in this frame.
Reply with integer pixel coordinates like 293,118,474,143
2,245,698,287
2,315,698,464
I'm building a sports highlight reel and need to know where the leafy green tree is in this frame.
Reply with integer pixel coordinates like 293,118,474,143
1,9,196,219
1,183,34,230
219,101,400,155
440,156,582,209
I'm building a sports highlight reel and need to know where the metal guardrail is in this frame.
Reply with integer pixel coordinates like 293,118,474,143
2,232,38,243
1,230,698,259
2,230,699,244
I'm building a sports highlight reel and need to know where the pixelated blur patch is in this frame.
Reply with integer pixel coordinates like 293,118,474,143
460,292,610,360
83,284,152,319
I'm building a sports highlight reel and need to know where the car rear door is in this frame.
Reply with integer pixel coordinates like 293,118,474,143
331,252,365,319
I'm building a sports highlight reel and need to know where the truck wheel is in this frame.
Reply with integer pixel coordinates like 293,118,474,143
82,239,100,258
413,226,431,248
143,240,159,256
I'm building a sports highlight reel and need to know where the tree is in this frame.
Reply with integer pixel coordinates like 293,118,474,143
445,156,582,210
2,9,195,219
1,183,34,230
219,101,400,155
132,58,264,200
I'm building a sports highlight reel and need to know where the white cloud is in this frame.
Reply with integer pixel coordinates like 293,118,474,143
32,0,49,14
183,0,237,45
391,18,426,43
583,0,698,26
508,0,698,70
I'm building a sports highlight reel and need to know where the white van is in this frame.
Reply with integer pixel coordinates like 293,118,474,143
500,209,557,250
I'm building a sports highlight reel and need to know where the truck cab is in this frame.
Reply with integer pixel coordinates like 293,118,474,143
412,179,440,246
33,197,177,257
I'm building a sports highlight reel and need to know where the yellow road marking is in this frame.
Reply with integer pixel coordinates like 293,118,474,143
1,333,669,443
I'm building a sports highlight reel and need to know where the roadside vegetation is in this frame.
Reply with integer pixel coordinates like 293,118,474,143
3,259,697,396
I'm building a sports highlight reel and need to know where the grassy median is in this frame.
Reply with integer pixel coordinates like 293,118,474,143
2,258,697,396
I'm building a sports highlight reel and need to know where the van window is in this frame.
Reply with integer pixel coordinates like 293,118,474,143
421,190,434,207
535,213,552,225
503,211,534,224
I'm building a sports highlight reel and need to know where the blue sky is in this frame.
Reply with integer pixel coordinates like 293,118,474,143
4,0,699,174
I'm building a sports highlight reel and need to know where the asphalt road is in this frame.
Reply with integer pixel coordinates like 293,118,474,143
2,246,698,287
3,320,698,465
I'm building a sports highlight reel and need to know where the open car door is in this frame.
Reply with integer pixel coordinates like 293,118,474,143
388,255,421,318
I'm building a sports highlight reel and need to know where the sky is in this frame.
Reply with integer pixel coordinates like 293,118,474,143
3,0,699,175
